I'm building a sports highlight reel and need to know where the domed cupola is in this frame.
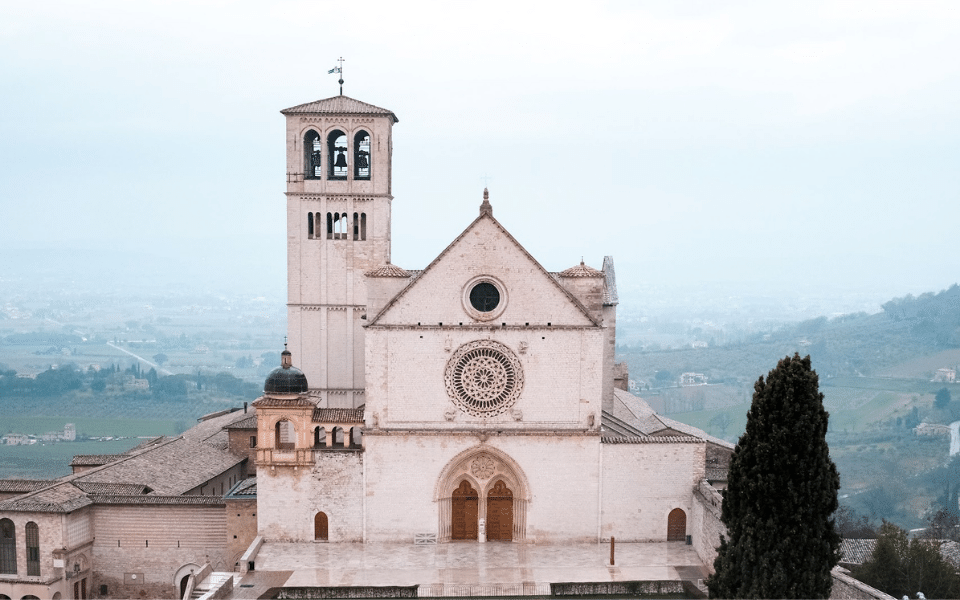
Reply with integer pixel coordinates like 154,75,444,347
557,260,604,318
263,346,309,395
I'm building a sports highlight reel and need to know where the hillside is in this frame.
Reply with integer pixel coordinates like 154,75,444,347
617,284,960,529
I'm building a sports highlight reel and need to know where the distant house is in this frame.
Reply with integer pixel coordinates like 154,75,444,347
915,422,951,437
679,372,707,386
933,368,957,383
2,434,29,446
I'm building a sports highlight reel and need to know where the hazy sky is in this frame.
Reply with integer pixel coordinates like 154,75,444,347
2,1,958,302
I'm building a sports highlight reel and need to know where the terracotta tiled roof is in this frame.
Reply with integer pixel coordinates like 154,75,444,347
365,263,411,278
70,454,125,467
608,388,734,449
705,467,728,481
559,261,603,278
601,434,703,444
312,407,364,424
281,95,398,123
840,539,876,565
72,482,150,495
225,477,257,499
89,494,225,506
0,482,92,513
253,397,316,408
0,479,53,493
225,414,257,429
76,437,244,495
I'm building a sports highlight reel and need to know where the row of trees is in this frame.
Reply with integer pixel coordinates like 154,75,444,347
0,363,261,400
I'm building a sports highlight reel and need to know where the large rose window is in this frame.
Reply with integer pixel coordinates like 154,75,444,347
444,340,523,417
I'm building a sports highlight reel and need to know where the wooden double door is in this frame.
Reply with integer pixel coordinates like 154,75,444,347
451,479,513,541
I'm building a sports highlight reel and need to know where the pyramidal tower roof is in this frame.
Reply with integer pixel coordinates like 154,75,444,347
281,95,398,122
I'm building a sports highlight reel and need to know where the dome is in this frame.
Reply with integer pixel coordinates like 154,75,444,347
263,349,309,394
365,263,411,278
559,261,603,278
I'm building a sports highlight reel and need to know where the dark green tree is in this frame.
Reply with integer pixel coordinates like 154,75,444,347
707,354,840,599
935,387,951,409
854,521,960,599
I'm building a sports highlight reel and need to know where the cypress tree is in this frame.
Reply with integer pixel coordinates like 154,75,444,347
707,353,840,598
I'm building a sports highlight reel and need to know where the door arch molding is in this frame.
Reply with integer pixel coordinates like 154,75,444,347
434,445,529,542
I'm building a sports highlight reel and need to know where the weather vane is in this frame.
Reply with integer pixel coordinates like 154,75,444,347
328,57,345,95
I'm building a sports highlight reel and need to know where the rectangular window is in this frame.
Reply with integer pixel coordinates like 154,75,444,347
250,435,257,448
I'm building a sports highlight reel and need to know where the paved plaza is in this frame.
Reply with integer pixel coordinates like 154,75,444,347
233,541,709,598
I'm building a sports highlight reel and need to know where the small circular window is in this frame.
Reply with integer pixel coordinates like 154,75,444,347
469,282,500,312
462,276,507,321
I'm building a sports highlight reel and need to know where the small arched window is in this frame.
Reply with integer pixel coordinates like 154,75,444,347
354,131,370,180
275,420,295,450
314,512,328,541
328,130,347,180
352,213,359,241
304,130,322,179
25,522,39,576
0,518,15,574
332,426,345,448
307,212,314,238
361,213,367,241
326,212,333,239
331,213,348,240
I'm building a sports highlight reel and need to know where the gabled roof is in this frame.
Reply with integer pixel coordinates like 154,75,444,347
368,202,600,327
281,95,398,123
0,482,92,513
76,437,243,495
70,454,126,467
605,388,734,448
0,479,54,494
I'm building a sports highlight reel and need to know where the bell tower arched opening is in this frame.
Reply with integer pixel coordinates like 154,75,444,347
304,129,322,179
354,131,370,180
328,130,347,180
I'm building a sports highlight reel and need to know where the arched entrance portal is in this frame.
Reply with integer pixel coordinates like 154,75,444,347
436,447,530,543
486,480,513,541
667,508,687,541
451,481,479,540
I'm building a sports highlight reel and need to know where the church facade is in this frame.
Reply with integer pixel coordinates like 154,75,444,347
0,93,732,600
253,94,731,549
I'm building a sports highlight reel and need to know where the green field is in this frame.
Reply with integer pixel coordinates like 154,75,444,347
0,438,146,479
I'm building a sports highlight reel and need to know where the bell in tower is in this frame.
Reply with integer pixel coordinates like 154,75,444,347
281,95,398,408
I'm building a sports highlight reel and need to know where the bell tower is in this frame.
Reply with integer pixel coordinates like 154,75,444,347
281,95,399,408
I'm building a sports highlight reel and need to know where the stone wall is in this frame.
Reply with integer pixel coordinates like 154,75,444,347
364,434,600,543
225,497,257,569
257,450,364,542
91,504,229,599
830,567,896,600
365,328,603,431
691,479,725,568
600,441,706,542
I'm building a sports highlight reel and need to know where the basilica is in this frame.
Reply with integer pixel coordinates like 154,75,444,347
0,94,733,599
250,94,732,548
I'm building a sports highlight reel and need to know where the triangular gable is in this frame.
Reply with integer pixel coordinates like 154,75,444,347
370,212,599,327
